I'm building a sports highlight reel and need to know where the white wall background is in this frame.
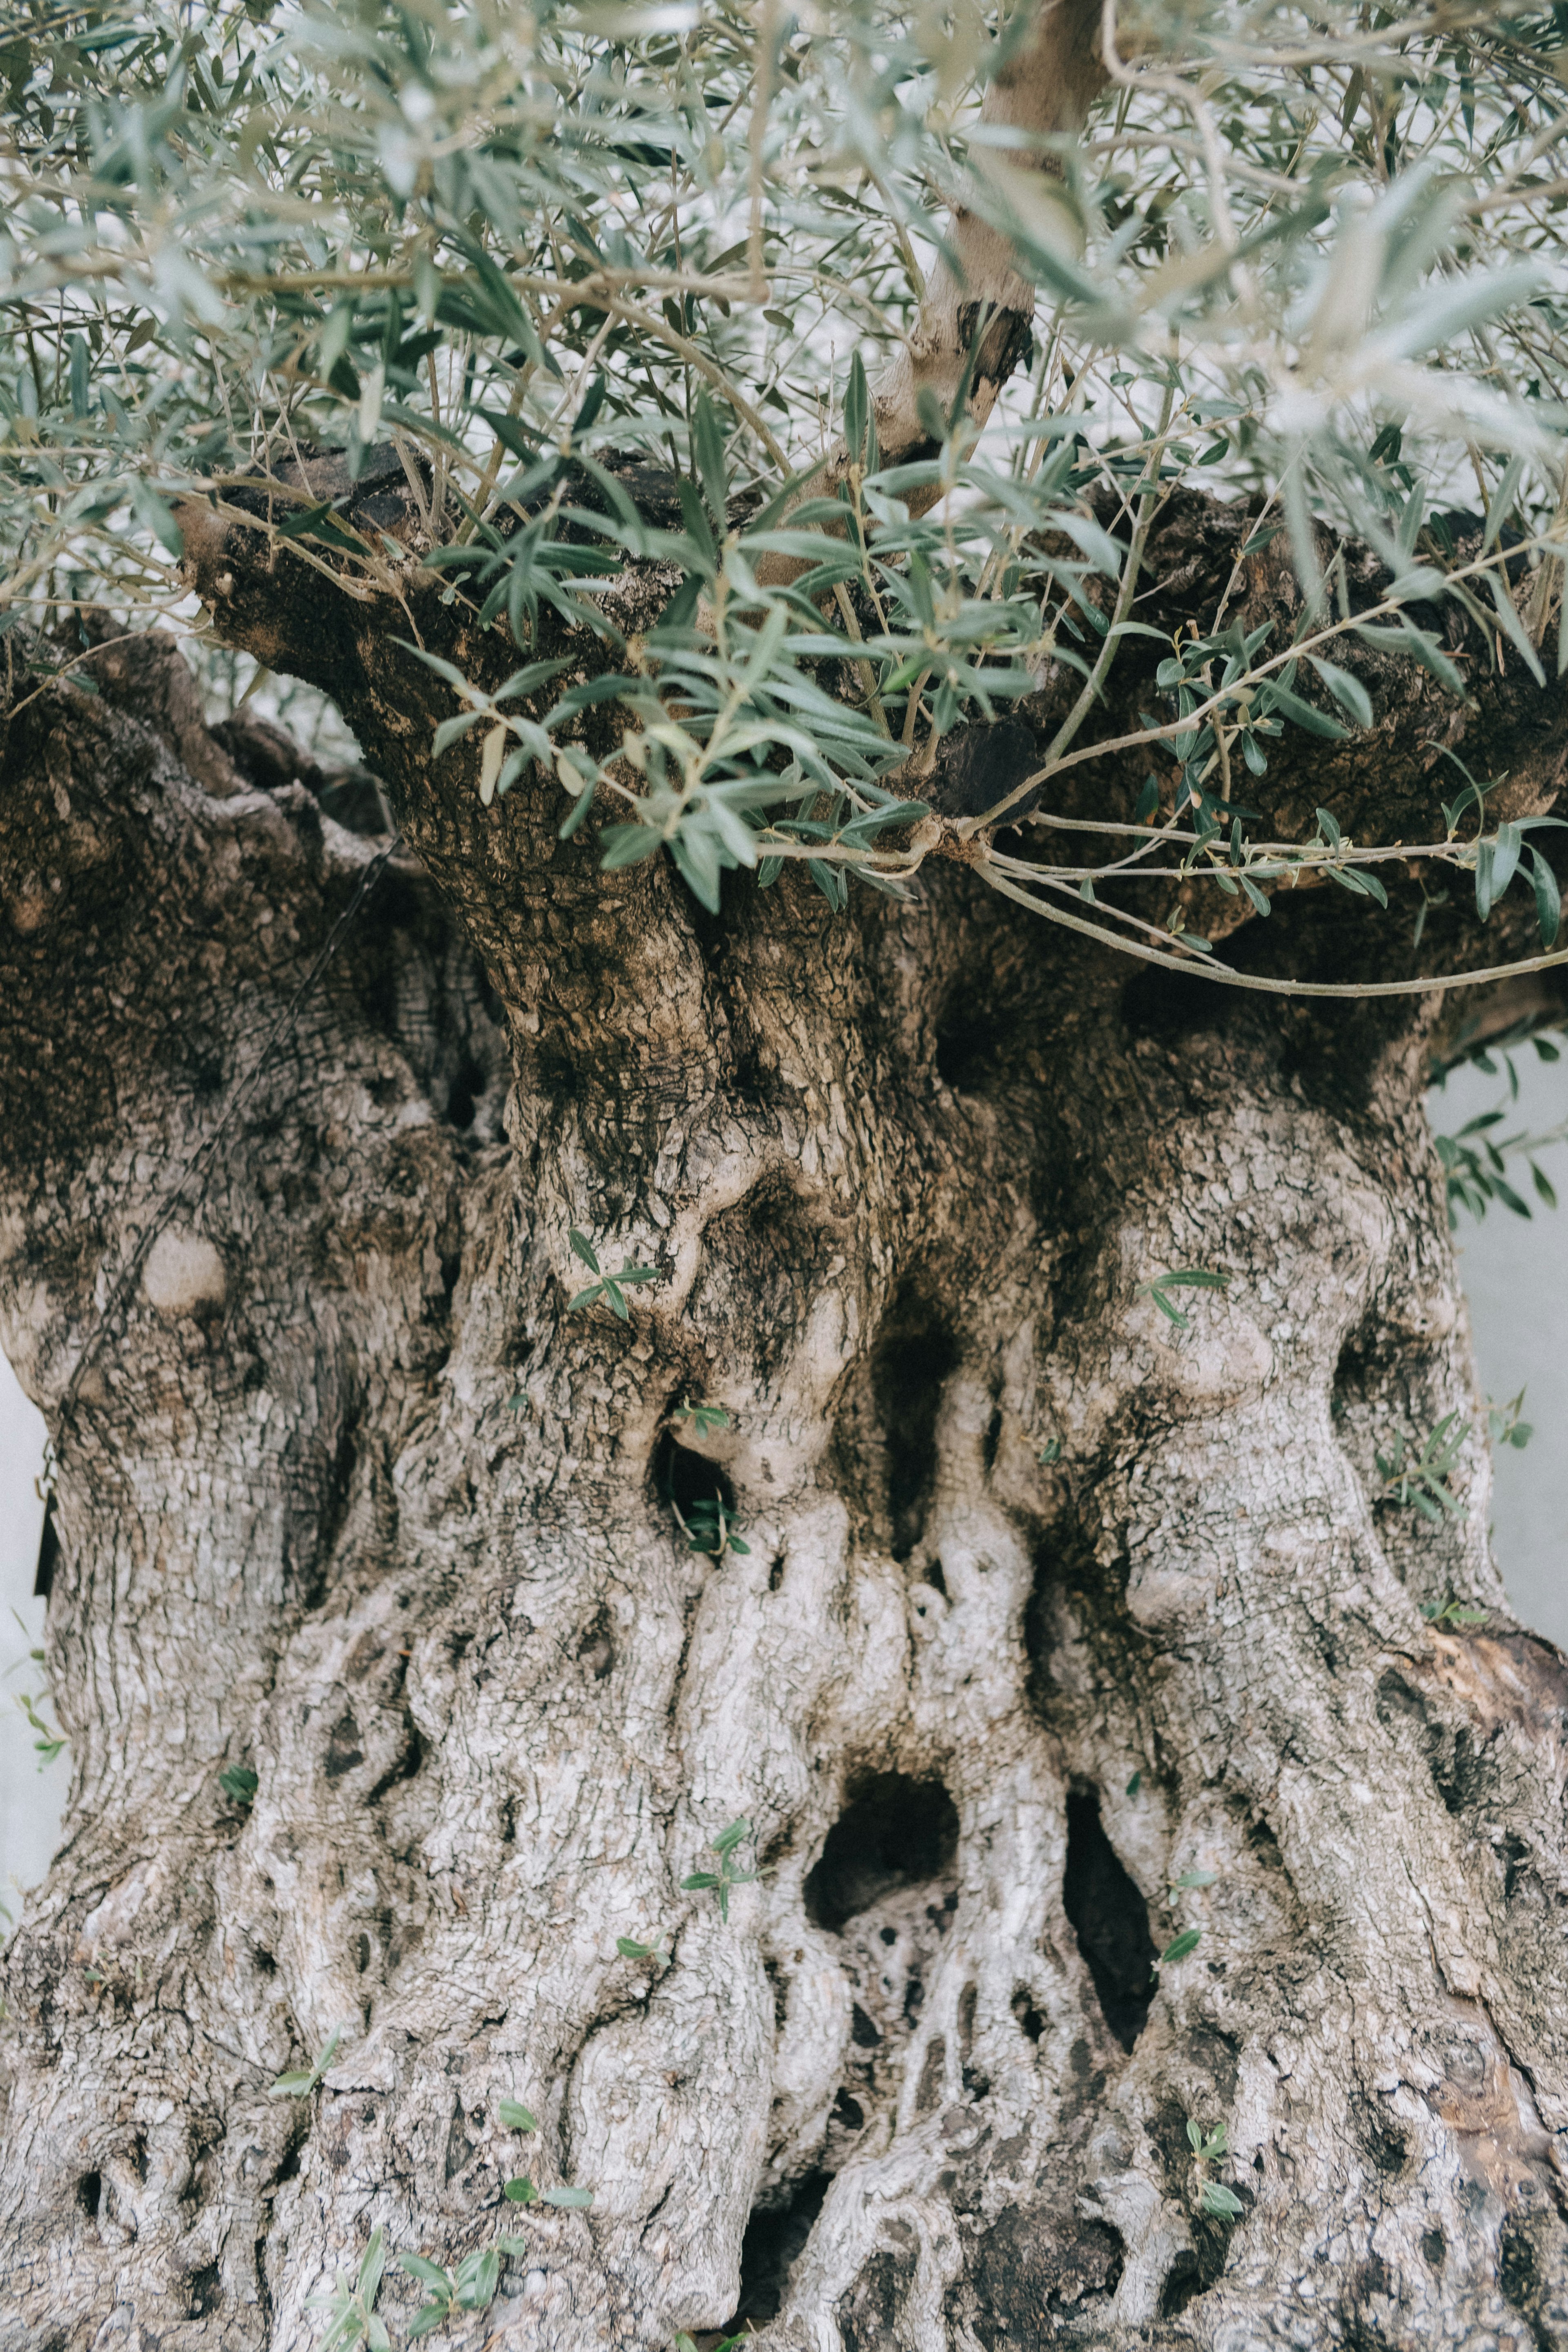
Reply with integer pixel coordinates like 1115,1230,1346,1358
2,1054,1566,1904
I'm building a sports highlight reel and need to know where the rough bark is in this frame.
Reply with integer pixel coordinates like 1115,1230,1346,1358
6,480,1568,2352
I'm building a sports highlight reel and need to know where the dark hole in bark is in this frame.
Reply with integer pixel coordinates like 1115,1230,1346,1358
850,2003,881,2048
442,1053,486,1131
367,1723,425,1808
1421,2228,1446,2270
804,1773,960,1930
982,1409,1002,1472
654,1431,736,1524
924,1559,947,1597
324,1711,365,1780
1500,2222,1542,2326
958,1981,989,2096
76,2171,101,2220
1158,2248,1214,2320
871,1314,956,1561
767,1554,785,1592
297,1405,362,1613
1360,2106,1408,2177
252,1947,276,1974
1121,962,1230,1045
831,2086,864,2131
186,2262,223,2318
1061,1787,1156,2052
1011,1986,1045,2044
935,1010,1009,1095
356,1933,372,1974
725,2169,831,2333
443,2106,474,2183
34,1492,59,1599
272,2139,303,2187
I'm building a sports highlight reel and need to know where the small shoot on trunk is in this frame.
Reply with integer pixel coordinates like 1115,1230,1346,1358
1138,1267,1230,1332
307,2226,388,2352
564,1227,661,1321
1187,2119,1245,2220
681,1815,757,1921
269,2025,343,2099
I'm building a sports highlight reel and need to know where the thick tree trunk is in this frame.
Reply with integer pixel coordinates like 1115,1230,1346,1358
7,503,1568,2352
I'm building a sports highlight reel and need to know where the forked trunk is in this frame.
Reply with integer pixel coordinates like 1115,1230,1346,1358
5,604,1568,2352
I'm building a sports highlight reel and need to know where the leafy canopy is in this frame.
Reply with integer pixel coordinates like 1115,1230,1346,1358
6,0,1568,984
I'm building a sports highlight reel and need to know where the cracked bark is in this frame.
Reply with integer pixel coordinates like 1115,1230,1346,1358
6,485,1568,2352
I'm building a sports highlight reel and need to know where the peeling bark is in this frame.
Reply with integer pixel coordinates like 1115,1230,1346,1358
6,480,1568,2352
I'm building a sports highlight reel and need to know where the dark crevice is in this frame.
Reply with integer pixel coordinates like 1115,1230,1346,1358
77,2171,101,2221
443,2103,475,2183
1011,1986,1045,2044
366,1723,425,1809
1500,2221,1555,2352
870,1307,957,1561
724,2169,831,2334
186,2263,223,2318
653,1430,735,1527
804,1773,960,1931
323,1710,365,1781
1061,1787,1156,2053
442,1052,487,1131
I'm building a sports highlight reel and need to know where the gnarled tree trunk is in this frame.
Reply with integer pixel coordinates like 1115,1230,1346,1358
6,479,1568,2352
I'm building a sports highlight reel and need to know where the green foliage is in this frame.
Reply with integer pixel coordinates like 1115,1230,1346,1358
1375,1412,1467,1526
307,2227,388,2352
502,2176,595,2209
1422,1592,1490,1629
1432,1035,1568,1226
1138,1267,1229,1332
7,2,1568,989
680,1815,756,1922
497,2098,537,2134
1488,1389,1534,1452
672,1398,730,1437
398,2240,529,2336
1186,2119,1244,2218
218,1763,258,1805
565,1227,661,1321
1159,1928,1201,1965
673,1491,750,1558
270,2025,343,2100
16,1688,64,1765
616,1933,671,1964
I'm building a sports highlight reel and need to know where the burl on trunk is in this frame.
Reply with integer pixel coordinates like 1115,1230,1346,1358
5,481,1568,2352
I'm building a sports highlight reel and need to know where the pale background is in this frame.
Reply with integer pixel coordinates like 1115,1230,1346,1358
2,1054,1566,1903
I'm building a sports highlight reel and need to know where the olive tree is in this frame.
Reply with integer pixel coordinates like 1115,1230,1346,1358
6,3,1568,2346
